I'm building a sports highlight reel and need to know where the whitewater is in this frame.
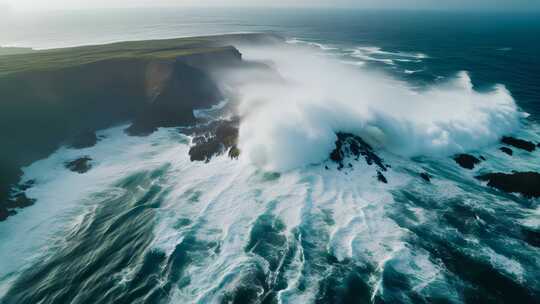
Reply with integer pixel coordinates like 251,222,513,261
1,35,540,303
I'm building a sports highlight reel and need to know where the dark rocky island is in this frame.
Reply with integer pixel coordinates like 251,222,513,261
476,172,540,198
328,132,389,183
65,157,93,174
185,119,239,162
501,136,536,152
329,132,387,172
453,154,482,170
500,147,513,156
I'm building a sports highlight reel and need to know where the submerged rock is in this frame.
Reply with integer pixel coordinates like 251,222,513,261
329,133,387,171
500,147,513,156
454,154,482,170
65,157,93,174
1,193,37,222
420,172,432,183
501,136,536,152
377,171,388,184
476,171,540,198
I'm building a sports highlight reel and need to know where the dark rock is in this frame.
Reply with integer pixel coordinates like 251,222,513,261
126,61,224,136
5,193,36,209
67,130,98,149
479,156,486,161
330,133,387,171
420,172,431,182
377,171,388,184
0,207,8,221
501,136,536,152
500,147,513,156
1,192,37,221
0,164,26,220
65,157,93,174
185,119,239,162
189,139,221,163
0,163,23,203
522,227,540,247
476,172,540,198
17,179,35,192
228,146,240,159
454,154,481,170
0,164,34,221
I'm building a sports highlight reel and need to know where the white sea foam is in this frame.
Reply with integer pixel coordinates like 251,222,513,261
286,38,338,51
350,49,396,65
355,46,428,59
193,98,230,120
404,69,423,74
0,126,191,297
224,43,522,172
347,46,428,66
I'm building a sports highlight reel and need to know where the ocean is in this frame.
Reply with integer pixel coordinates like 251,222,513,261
0,8,539,303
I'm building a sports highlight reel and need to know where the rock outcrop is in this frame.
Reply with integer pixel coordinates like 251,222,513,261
0,178,36,222
65,157,93,174
500,147,513,156
501,136,536,152
329,132,388,174
185,119,239,162
476,172,540,198
454,154,482,170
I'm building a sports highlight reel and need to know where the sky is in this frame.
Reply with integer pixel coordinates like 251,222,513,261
1,0,540,11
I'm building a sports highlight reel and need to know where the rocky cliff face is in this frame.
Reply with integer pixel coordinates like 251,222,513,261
126,48,243,135
0,38,254,220
0,47,243,160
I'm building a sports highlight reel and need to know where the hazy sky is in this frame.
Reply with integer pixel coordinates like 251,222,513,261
2,0,540,11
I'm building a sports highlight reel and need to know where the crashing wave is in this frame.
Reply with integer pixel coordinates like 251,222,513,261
223,42,522,172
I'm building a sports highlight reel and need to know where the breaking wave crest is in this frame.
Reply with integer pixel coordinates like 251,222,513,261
229,43,522,172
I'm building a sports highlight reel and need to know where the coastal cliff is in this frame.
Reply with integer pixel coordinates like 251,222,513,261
0,33,276,220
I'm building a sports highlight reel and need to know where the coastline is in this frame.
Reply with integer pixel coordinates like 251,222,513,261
0,33,281,221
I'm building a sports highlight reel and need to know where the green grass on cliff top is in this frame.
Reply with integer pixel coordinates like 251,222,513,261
0,36,235,75
0,47,35,56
